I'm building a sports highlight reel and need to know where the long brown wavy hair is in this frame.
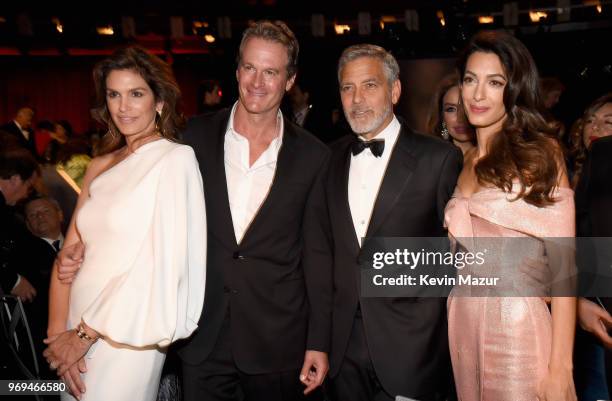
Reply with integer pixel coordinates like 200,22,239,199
427,72,461,139
91,46,185,155
458,31,562,207
569,92,612,188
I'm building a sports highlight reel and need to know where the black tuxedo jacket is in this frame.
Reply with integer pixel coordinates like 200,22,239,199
327,126,462,398
1,121,36,155
177,109,333,374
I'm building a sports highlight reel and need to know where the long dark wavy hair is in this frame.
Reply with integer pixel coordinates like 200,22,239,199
458,31,561,207
91,46,185,155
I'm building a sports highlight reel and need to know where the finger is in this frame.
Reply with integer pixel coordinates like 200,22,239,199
601,332,612,349
43,335,58,344
312,364,326,387
299,362,312,384
68,245,85,262
58,276,74,284
58,264,79,276
58,363,68,376
75,242,85,259
68,365,86,394
63,373,81,400
598,310,612,325
78,358,87,373
303,376,317,395
594,323,612,348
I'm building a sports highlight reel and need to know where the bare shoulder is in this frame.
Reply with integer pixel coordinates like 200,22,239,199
86,151,118,177
82,148,125,187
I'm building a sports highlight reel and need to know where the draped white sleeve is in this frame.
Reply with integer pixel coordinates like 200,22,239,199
80,146,206,347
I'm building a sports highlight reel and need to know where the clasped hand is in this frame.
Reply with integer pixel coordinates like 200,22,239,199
43,330,91,399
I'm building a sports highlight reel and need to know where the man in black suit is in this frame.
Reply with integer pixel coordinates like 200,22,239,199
286,77,336,144
177,20,332,401
24,196,64,306
23,196,64,378
1,107,36,155
0,147,39,301
574,135,612,396
325,44,462,401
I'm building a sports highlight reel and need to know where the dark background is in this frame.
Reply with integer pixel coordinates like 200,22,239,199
1,0,610,134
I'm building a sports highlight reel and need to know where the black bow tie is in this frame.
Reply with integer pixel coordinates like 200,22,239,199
52,239,61,252
351,138,385,157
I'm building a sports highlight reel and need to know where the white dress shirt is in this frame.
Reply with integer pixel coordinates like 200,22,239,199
348,116,401,245
41,233,64,251
225,102,284,243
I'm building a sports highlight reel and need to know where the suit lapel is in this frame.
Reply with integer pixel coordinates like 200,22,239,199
208,110,239,249
365,126,417,239
331,139,361,253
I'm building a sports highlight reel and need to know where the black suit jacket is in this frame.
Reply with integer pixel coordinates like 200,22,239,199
1,121,36,155
575,135,612,311
177,108,333,374
327,125,462,398
576,135,612,238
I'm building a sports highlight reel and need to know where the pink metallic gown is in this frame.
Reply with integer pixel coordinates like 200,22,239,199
444,185,574,401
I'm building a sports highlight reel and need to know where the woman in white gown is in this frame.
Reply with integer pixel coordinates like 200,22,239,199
44,46,206,401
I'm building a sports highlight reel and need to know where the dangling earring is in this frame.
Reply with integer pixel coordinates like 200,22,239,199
441,121,450,140
107,119,119,139
155,109,162,135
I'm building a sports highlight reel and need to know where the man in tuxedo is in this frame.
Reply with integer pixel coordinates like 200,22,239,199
177,20,332,401
325,44,462,401
1,107,36,155
0,147,39,302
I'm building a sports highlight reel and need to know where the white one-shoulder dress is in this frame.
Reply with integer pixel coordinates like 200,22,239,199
63,139,207,401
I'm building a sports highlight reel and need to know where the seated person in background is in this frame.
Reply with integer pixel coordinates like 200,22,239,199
23,196,65,378
0,147,39,303
25,196,64,294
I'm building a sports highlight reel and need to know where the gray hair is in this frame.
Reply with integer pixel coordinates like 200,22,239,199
337,44,400,86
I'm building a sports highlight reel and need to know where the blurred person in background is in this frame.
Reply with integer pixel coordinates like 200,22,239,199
197,79,223,114
1,107,36,155
568,93,612,188
428,72,475,156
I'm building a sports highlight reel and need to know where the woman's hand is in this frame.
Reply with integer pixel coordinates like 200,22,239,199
537,365,577,401
43,329,90,374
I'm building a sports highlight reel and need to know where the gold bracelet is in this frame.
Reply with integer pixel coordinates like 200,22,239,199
75,324,97,343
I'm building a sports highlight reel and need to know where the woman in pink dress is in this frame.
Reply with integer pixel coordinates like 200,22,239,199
445,31,577,401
